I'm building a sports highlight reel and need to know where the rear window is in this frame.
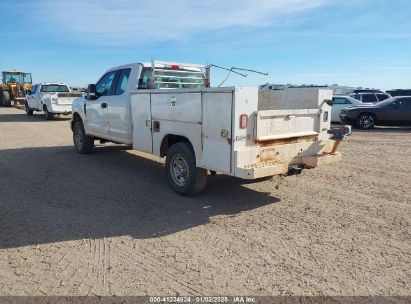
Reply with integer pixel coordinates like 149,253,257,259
40,85,70,92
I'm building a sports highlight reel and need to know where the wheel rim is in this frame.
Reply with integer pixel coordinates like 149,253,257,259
74,126,83,148
170,154,189,187
359,115,374,128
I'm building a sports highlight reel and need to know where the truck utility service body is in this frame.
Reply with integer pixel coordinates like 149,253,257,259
26,83,82,119
71,62,348,195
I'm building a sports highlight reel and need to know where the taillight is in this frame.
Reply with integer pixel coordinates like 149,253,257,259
240,114,248,129
170,65,180,69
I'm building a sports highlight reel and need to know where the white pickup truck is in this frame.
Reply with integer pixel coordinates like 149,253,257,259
71,61,350,195
25,83,82,119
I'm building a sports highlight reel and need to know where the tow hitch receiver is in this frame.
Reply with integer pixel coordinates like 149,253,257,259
328,125,352,140
288,164,304,176
328,125,352,154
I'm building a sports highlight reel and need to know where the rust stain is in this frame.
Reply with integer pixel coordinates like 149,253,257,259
256,135,318,146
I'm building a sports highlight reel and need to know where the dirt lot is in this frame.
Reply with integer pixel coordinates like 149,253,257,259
0,107,410,296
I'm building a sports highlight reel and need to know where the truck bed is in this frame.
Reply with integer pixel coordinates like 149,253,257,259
129,86,340,179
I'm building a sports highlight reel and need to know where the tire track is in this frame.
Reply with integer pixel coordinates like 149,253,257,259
84,237,112,295
110,242,204,295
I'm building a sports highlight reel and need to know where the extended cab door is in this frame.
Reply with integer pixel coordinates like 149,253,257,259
107,68,133,143
85,70,117,138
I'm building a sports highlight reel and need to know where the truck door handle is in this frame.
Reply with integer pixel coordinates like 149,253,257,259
101,103,107,108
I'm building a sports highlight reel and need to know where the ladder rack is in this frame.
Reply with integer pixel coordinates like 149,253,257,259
150,60,210,89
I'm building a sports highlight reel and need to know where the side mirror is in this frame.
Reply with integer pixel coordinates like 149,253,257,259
325,99,334,106
86,84,97,100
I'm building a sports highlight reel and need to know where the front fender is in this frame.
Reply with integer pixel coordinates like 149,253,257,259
71,97,87,130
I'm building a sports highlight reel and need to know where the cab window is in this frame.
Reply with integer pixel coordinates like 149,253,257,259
96,71,117,96
115,68,131,95
138,68,152,89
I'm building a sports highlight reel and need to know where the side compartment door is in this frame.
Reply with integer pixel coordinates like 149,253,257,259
201,92,233,173
131,93,152,153
85,70,117,138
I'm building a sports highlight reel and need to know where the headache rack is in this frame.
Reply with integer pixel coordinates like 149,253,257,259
150,60,210,89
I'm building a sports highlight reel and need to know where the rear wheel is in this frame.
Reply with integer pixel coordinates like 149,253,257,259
25,102,33,115
165,142,207,196
2,91,11,107
0,90,3,106
73,121,94,154
356,113,375,129
44,106,53,120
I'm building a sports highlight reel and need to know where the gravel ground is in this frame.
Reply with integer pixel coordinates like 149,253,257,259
0,107,410,296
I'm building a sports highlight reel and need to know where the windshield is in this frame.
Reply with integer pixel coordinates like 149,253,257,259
2,72,32,84
24,73,32,84
3,73,23,84
40,85,70,92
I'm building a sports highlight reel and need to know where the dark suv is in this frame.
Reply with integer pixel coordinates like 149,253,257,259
349,92,391,103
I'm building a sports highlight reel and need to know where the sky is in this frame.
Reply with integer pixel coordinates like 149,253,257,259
1,0,410,89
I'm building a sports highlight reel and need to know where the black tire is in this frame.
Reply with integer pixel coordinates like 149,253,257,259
2,91,11,107
73,121,94,154
44,106,53,120
165,142,207,196
25,102,33,115
356,113,376,129
0,90,3,107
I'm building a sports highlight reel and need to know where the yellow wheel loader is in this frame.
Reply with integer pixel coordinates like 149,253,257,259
0,71,32,107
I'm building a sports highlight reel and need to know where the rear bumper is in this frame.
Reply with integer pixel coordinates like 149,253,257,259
235,153,342,179
50,104,72,114
234,138,344,180
236,161,289,179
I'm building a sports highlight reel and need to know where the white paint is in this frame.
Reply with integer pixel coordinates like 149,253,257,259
72,62,343,181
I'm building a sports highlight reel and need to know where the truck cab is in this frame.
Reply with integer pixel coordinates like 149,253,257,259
72,62,208,144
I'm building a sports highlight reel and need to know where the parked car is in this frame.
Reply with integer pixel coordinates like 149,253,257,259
331,95,368,122
386,89,411,97
340,96,411,129
25,83,82,120
349,92,391,103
